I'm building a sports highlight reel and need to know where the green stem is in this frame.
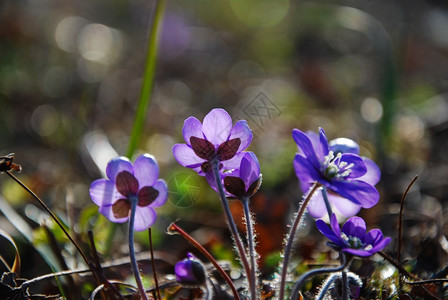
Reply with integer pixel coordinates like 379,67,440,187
278,182,321,300
128,199,149,300
242,197,257,300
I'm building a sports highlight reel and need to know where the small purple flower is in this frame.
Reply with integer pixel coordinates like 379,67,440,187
172,108,253,175
293,128,381,218
175,253,206,285
89,154,167,231
316,214,391,257
207,151,262,199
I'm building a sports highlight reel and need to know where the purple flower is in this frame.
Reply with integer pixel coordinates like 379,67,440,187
175,253,206,285
172,108,253,175
316,214,391,257
89,154,167,231
293,128,381,218
207,151,262,199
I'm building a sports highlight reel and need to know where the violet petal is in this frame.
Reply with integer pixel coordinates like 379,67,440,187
182,117,203,146
330,180,379,208
90,179,122,207
133,154,159,187
150,180,168,207
133,206,157,231
172,144,206,168
357,157,381,185
229,120,253,152
106,157,133,181
292,129,321,169
202,108,232,146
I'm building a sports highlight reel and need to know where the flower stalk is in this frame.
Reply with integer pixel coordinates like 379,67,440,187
321,187,333,220
278,181,322,300
128,199,149,300
242,196,257,300
290,253,352,299
212,161,253,292
128,198,149,300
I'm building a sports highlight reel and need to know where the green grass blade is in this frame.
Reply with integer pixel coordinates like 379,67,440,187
126,0,167,159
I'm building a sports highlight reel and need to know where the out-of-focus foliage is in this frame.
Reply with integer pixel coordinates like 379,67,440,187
1,0,448,298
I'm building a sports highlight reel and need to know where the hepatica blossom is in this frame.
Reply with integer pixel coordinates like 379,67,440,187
207,151,261,199
316,214,391,257
293,128,381,218
89,154,167,231
172,108,253,175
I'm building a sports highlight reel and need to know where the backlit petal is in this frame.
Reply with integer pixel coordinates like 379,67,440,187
229,120,253,152
150,179,168,207
133,206,157,231
90,179,122,207
240,152,260,189
306,189,327,218
202,109,232,146
106,157,133,181
182,117,203,146
357,157,381,185
133,154,159,187
172,144,206,169
329,192,362,217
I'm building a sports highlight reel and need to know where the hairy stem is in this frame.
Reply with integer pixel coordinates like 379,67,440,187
290,253,352,299
242,197,257,300
128,199,149,300
321,186,333,220
212,161,253,292
341,254,348,300
316,273,339,300
278,182,321,300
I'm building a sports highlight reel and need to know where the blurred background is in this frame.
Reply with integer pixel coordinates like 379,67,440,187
1,0,448,295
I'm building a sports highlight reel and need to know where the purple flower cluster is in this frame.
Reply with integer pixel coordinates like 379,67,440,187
316,214,391,257
293,128,381,218
87,107,391,299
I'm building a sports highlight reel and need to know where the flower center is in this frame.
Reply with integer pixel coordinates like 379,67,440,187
341,233,372,250
322,151,354,179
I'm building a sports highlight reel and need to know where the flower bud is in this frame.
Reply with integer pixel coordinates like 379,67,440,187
175,253,206,286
